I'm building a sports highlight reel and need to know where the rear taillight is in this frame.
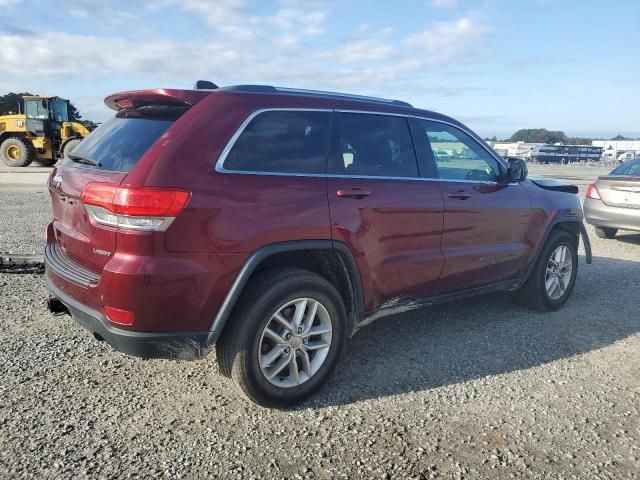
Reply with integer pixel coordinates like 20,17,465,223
585,183,601,200
81,182,191,231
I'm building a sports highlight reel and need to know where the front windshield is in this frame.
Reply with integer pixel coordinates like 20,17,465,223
50,99,69,122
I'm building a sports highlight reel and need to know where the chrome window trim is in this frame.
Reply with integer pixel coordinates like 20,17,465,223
409,115,509,170
336,110,508,170
214,108,333,175
215,107,513,184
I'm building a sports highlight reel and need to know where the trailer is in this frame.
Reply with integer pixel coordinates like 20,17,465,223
530,145,603,164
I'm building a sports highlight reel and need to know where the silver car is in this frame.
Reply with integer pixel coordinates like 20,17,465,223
584,158,640,238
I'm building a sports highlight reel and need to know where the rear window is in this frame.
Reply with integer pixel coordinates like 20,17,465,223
223,110,332,174
611,159,640,176
68,108,180,172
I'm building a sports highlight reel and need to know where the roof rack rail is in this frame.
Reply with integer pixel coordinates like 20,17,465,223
224,85,413,108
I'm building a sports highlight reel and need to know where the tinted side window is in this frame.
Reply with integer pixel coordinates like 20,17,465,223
224,110,331,174
332,113,419,178
417,120,502,182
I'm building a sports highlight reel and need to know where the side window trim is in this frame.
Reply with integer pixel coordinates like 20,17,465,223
215,108,333,177
215,107,509,181
409,116,438,179
328,111,421,179
415,118,508,184
413,117,508,175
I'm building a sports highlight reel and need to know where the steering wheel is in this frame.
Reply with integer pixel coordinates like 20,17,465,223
465,169,493,182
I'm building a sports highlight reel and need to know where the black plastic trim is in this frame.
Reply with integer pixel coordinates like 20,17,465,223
530,178,579,194
358,279,521,328
520,216,592,287
45,273,211,359
44,243,99,287
206,240,363,344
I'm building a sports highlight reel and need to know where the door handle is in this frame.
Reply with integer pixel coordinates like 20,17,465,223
447,190,473,200
336,188,371,199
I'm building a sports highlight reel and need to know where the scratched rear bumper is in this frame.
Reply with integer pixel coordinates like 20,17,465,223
45,273,212,360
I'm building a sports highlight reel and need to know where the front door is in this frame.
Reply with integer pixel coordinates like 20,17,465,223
327,111,444,312
24,98,48,137
412,118,532,294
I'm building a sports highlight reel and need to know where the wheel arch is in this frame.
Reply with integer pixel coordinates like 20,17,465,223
207,240,363,345
0,131,28,143
520,216,591,287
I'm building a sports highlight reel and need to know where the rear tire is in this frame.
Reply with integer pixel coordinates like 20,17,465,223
217,267,347,407
0,136,34,167
594,227,617,239
62,138,82,159
517,230,578,311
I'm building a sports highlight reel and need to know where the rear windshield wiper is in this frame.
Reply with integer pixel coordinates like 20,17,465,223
67,152,102,167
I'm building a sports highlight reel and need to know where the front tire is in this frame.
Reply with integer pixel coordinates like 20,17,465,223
62,138,82,159
594,227,617,239
0,136,35,167
217,268,347,407
517,230,578,311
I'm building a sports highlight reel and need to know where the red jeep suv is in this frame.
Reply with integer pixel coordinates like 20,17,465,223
45,83,591,406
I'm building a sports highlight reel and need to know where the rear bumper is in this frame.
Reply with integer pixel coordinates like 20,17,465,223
45,273,212,359
583,198,640,232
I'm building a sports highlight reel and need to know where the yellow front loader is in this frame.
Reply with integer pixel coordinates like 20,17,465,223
0,96,92,167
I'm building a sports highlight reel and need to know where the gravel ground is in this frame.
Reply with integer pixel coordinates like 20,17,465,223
1,165,639,479
0,184,51,254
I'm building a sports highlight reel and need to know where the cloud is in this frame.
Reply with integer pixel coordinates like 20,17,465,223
428,0,458,7
0,3,494,121
267,8,327,35
63,0,137,22
406,17,490,56
327,39,395,63
0,0,20,6
0,23,32,35
149,0,261,40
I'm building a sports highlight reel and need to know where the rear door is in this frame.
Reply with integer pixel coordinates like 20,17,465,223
327,111,444,311
411,118,532,294
49,109,183,272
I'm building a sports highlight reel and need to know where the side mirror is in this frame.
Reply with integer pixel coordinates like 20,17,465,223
507,157,527,182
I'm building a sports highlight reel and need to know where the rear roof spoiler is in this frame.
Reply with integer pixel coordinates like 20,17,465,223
104,89,214,111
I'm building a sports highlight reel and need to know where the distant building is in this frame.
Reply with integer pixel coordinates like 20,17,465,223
592,140,640,161
487,141,603,163
487,141,544,158
530,145,602,163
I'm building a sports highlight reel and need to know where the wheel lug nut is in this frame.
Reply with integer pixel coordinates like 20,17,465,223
297,327,302,334
284,347,290,353
303,338,308,344
285,333,292,340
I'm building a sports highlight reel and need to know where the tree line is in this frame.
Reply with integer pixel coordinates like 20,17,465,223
485,129,638,145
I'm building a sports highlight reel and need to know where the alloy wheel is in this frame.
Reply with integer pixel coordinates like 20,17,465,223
545,245,573,300
258,298,332,388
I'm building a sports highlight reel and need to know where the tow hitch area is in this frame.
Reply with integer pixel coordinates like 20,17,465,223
47,296,69,316
0,253,44,274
